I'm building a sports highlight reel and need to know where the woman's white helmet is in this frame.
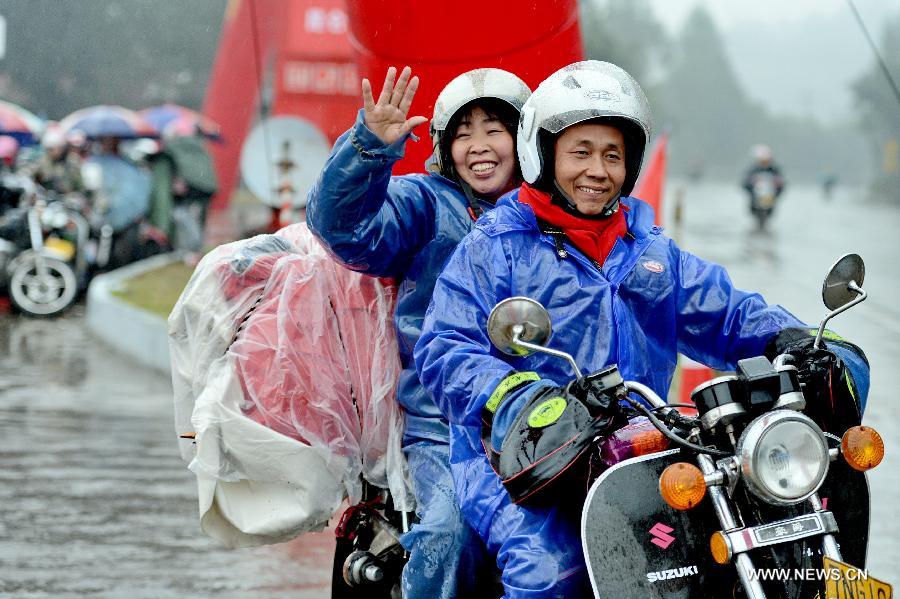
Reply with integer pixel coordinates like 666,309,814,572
430,68,531,171
517,60,652,197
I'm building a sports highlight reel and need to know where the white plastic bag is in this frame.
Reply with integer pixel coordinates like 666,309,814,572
169,224,412,548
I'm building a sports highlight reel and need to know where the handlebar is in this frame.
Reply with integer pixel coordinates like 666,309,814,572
621,388,730,457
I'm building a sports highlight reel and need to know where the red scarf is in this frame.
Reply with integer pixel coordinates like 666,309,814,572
518,183,628,265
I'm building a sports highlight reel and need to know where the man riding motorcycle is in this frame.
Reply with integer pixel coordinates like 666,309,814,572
742,144,785,229
306,66,531,598
414,61,869,598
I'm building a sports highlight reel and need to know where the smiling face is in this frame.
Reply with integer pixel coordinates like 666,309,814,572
450,105,517,201
553,122,627,216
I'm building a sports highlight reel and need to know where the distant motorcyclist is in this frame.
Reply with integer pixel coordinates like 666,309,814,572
414,61,869,598
742,144,784,229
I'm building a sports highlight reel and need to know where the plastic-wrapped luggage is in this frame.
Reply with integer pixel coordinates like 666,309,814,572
169,223,412,548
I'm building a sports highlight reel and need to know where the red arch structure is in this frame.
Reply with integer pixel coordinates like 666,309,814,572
203,0,583,209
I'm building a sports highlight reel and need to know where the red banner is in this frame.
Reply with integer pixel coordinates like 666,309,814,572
203,0,586,207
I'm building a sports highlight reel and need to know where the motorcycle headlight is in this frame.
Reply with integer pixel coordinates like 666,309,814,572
41,204,69,229
737,411,829,506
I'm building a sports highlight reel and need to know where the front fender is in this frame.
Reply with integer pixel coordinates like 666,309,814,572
583,449,731,598
582,448,871,598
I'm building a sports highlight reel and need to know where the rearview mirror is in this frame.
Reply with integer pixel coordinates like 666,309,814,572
486,296,552,356
822,253,865,311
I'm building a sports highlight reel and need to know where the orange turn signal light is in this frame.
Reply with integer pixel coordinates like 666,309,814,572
841,426,884,471
659,462,707,510
630,429,669,457
710,531,732,565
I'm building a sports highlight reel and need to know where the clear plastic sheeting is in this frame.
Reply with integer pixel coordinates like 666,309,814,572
169,223,412,548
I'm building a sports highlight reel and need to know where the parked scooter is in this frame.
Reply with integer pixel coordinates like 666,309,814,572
485,254,891,598
0,183,108,317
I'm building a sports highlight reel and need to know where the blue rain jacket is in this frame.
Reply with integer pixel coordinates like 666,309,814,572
306,109,493,445
414,189,814,539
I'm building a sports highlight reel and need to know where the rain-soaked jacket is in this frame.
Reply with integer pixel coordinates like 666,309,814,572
414,190,812,539
306,109,492,445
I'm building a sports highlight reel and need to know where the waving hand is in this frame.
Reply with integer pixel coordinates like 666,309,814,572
362,66,428,145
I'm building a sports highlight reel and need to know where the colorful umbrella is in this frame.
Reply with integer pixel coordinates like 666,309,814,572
0,100,45,144
140,104,221,140
59,105,158,140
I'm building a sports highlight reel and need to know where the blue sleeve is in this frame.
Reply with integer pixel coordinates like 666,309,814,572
305,109,434,278
415,230,533,427
829,344,870,413
673,245,806,370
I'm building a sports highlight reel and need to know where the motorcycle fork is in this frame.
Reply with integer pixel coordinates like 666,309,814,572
697,453,844,598
96,225,114,269
697,453,767,598
25,208,55,281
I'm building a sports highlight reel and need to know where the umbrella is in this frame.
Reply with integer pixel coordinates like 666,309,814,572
0,100,45,144
59,105,158,140
140,104,221,140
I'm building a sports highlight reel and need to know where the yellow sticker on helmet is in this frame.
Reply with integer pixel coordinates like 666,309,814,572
527,397,567,428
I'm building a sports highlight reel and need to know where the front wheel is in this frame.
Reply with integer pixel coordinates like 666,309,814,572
755,210,768,230
8,253,78,317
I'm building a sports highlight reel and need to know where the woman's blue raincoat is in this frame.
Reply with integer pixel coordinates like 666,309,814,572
305,109,492,598
307,109,494,446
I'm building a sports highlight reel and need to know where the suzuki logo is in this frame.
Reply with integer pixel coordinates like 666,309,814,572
649,522,676,549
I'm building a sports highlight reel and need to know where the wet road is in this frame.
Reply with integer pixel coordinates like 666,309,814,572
0,306,334,598
673,179,900,586
0,180,897,596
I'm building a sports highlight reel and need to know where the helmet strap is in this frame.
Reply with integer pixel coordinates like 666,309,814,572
459,180,495,220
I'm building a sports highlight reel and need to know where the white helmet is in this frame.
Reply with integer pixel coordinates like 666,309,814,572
41,127,66,150
430,68,531,173
752,144,772,163
517,60,652,197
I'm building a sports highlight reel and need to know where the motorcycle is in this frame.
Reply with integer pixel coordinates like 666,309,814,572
744,169,783,231
485,254,891,598
0,182,112,317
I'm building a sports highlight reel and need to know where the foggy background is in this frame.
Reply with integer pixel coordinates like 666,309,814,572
1,0,897,198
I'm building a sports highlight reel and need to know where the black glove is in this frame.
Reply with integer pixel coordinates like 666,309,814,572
483,366,627,504
765,327,866,433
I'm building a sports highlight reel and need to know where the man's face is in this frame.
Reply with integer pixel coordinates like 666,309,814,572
554,122,626,216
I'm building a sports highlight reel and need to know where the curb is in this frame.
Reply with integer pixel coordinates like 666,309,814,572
85,253,179,375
